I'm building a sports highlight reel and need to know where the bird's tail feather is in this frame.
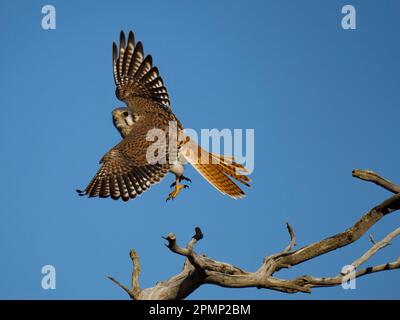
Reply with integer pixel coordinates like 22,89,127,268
181,140,251,199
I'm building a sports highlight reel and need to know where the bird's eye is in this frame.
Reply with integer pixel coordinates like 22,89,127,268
123,111,129,117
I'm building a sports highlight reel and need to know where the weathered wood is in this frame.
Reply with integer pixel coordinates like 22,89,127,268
109,169,400,299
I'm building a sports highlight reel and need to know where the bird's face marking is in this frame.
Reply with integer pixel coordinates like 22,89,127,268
112,107,136,138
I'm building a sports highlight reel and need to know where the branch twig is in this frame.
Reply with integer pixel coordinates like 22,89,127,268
108,249,142,299
352,169,400,194
352,227,400,270
283,223,296,253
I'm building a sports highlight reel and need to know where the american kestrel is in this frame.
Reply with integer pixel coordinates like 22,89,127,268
77,31,251,201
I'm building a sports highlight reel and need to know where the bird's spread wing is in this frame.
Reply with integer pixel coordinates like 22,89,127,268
113,31,170,110
78,31,175,201
77,138,170,201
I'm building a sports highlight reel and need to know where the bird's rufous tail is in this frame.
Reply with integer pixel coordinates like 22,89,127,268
181,139,251,199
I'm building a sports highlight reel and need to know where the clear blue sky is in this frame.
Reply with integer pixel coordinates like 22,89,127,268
0,0,399,299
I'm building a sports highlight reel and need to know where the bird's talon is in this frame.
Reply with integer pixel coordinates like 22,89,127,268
181,176,192,183
166,182,188,201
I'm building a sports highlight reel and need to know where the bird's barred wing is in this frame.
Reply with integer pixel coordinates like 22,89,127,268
77,138,170,201
113,31,170,110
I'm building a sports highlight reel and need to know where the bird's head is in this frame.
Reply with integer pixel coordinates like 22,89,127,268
112,107,135,138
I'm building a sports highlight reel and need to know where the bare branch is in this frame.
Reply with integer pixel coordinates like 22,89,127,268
290,258,400,289
108,249,142,299
352,227,400,269
369,234,377,244
352,169,400,194
110,170,400,299
107,276,136,299
283,223,296,253
355,258,400,278
163,227,203,257
273,192,400,271
130,249,141,295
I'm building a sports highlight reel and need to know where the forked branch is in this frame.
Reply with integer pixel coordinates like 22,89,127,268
109,169,400,299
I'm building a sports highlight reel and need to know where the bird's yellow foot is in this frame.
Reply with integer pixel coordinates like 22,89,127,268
166,179,189,201
170,175,192,188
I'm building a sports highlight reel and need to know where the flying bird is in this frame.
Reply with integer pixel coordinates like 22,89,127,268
77,31,251,202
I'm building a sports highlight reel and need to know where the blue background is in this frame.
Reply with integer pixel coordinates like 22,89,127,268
0,0,399,299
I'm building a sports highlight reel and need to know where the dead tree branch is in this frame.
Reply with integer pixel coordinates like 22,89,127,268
109,169,400,299
108,249,141,299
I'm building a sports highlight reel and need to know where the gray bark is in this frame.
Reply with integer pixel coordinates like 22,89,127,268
109,169,400,300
